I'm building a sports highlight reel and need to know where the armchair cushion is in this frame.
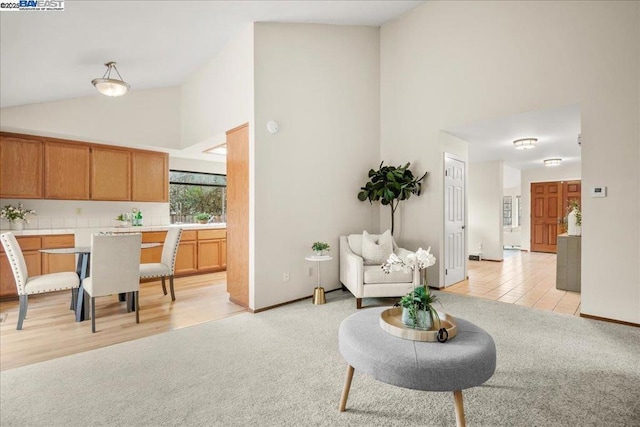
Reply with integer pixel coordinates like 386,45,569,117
363,266,413,284
361,230,393,265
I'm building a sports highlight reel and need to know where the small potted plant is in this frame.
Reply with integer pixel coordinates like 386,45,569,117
567,199,581,236
115,213,130,227
311,241,331,256
195,213,211,224
1,202,36,231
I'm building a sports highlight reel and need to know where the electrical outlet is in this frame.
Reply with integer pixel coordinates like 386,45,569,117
308,267,313,277
283,272,290,282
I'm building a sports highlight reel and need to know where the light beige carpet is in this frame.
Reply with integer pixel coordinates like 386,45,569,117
1,290,639,426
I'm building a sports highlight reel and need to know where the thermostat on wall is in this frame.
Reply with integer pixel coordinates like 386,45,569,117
591,186,607,197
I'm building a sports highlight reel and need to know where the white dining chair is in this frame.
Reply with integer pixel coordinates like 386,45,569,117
83,233,142,333
0,232,80,330
140,227,182,301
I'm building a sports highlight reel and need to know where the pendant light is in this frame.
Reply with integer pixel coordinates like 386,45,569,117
92,62,130,97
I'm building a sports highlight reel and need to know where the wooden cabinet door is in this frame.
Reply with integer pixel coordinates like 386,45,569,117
131,151,168,202
175,241,197,275
41,235,75,274
44,141,90,200
91,147,131,200
0,135,43,198
220,239,227,268
197,240,222,271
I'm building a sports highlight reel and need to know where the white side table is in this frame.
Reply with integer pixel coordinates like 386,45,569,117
305,255,332,305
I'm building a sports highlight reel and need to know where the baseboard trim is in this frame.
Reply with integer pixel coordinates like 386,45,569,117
580,313,639,328
251,288,342,313
228,296,249,311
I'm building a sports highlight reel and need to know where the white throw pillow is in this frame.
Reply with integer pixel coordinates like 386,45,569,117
361,230,393,265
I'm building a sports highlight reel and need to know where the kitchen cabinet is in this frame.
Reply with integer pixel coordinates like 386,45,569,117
44,140,91,200
132,151,168,202
197,229,226,271
140,232,166,263
91,146,131,201
0,132,168,203
0,134,43,199
175,230,197,275
0,234,74,299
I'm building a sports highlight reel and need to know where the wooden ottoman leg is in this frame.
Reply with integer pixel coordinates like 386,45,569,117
339,365,355,412
453,390,466,427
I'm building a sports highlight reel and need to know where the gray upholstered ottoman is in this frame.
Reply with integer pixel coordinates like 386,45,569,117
338,307,496,427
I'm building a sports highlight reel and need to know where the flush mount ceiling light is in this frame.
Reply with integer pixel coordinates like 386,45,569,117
513,138,537,150
92,62,130,97
543,158,562,167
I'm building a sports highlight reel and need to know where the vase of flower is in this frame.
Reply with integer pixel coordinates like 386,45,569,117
401,306,433,330
10,220,25,231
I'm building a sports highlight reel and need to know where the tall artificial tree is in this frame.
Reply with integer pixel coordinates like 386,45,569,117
357,162,428,235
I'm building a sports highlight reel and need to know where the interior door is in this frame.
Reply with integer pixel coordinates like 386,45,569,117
530,181,563,253
444,154,466,287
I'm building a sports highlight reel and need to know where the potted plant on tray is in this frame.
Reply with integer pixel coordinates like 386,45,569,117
195,213,211,224
382,247,438,329
311,241,331,256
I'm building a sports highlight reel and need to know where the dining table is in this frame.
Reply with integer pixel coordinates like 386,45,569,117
40,242,162,322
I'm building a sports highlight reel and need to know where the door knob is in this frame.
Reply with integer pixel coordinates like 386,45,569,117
461,225,466,230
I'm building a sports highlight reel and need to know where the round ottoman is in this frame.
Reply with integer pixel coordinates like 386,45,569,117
338,307,496,427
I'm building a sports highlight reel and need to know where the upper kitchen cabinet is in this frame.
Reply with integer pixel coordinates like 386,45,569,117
0,134,43,199
44,140,91,200
91,146,131,201
132,151,168,202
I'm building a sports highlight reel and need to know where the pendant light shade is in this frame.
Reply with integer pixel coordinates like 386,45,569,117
513,138,537,150
92,62,130,97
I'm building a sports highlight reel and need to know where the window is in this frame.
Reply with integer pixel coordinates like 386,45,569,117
503,196,512,226
169,170,226,224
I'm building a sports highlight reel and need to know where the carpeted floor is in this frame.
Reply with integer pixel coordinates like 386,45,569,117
1,290,639,426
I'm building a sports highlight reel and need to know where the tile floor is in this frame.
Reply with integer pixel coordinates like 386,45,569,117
443,249,581,315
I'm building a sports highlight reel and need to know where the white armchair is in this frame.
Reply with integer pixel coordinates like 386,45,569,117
340,233,419,309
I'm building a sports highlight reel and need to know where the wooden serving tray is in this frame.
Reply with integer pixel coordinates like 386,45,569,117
379,307,457,342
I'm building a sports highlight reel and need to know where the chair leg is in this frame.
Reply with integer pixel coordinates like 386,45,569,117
17,295,28,330
71,288,78,310
135,291,140,324
91,297,96,333
356,298,362,309
161,277,167,295
169,276,176,301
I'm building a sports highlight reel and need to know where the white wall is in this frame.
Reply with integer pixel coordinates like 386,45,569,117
0,87,181,150
520,163,582,251
253,23,380,310
468,161,504,261
380,0,639,323
180,25,254,148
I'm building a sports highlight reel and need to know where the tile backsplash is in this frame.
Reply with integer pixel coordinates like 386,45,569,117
0,199,170,230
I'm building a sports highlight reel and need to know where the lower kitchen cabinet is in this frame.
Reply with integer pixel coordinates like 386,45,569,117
0,234,75,299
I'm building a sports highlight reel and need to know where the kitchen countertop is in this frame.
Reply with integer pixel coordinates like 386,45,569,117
0,223,226,237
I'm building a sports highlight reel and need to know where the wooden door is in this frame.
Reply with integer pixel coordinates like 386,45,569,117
226,123,250,308
41,235,75,274
0,134,43,198
197,240,222,271
131,151,168,202
531,182,563,253
44,141,90,200
91,147,131,200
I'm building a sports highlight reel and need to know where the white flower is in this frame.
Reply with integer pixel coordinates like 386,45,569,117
382,246,437,274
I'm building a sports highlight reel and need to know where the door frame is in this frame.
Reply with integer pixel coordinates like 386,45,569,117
443,152,467,287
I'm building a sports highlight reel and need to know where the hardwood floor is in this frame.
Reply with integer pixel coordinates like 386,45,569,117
0,272,245,371
443,250,581,315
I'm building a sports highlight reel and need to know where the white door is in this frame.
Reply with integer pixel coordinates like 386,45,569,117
444,154,466,286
